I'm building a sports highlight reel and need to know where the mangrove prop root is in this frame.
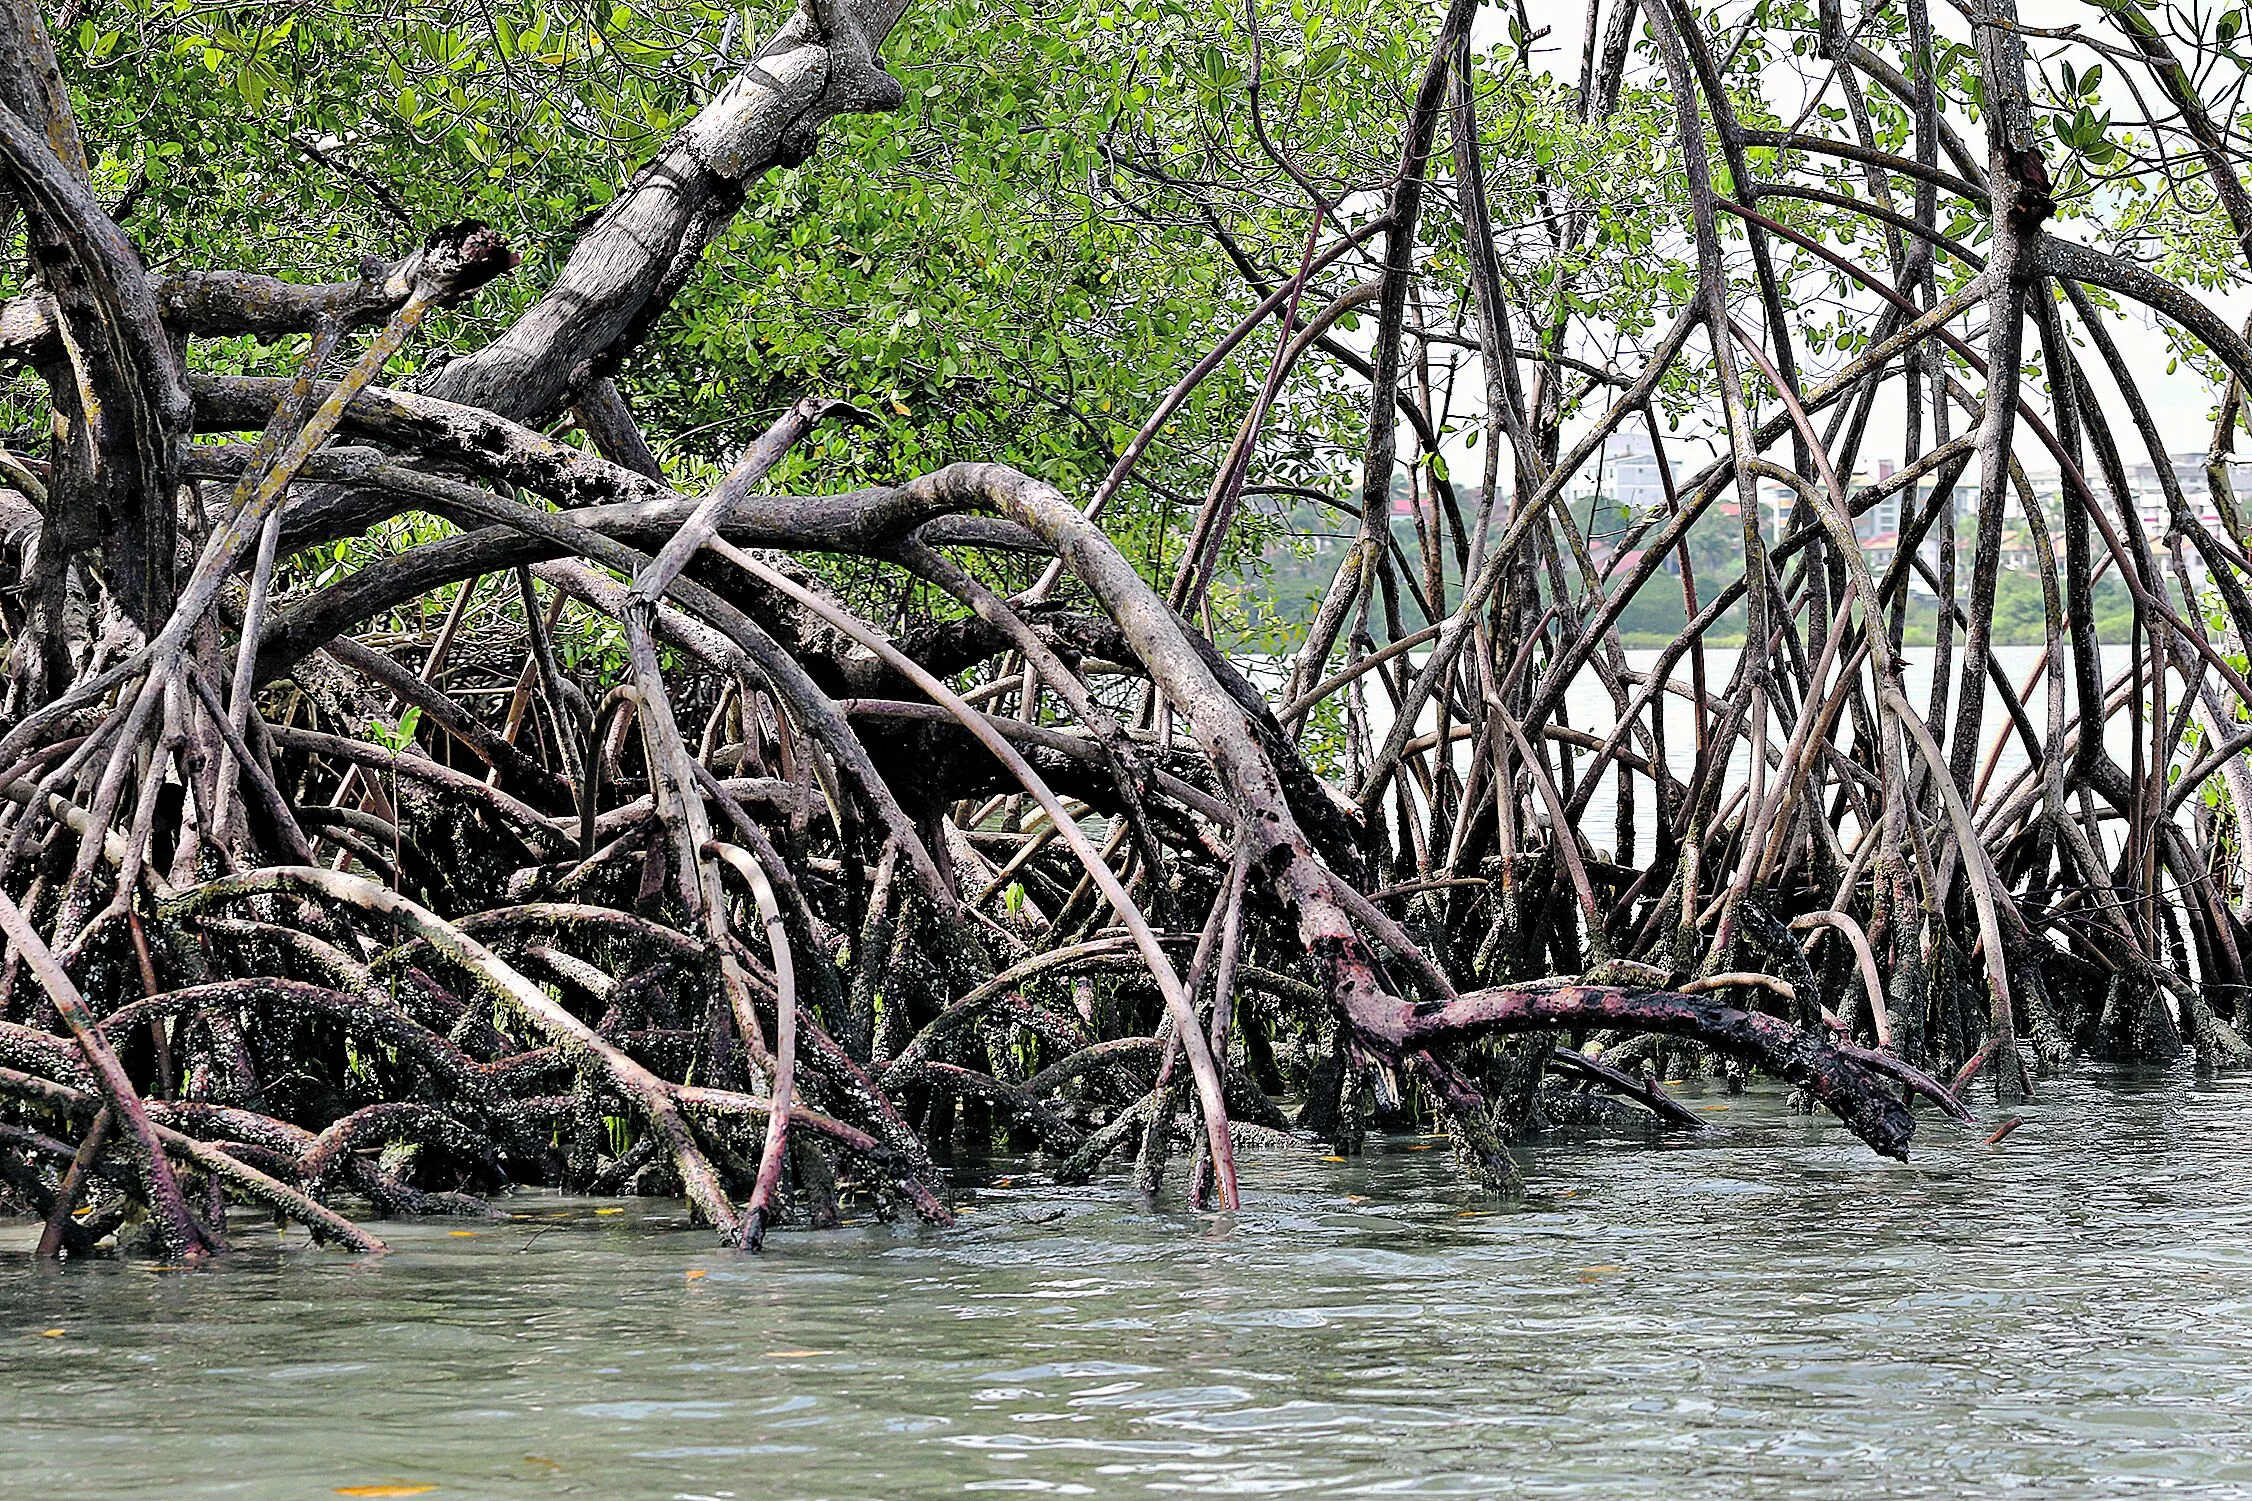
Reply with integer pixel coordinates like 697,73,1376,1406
18,0,2252,1259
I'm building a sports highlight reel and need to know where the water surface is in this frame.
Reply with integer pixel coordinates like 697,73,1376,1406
5,1074,2251,1498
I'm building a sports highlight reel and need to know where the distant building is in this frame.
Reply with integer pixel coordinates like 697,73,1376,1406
1601,428,1672,514
1559,435,2252,584
2011,452,2246,571
1756,459,1898,559
1564,427,1672,516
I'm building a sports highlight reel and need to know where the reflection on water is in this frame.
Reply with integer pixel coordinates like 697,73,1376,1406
6,1075,2252,1498
1551,645,2067,866
1337,645,2082,868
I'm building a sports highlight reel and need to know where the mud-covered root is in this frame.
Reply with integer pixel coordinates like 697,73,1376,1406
23,0,2252,1261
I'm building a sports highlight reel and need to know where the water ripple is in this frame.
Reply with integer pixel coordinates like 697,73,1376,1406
5,1076,2252,1498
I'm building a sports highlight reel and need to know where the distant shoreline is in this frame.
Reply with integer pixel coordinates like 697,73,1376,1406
1614,632,2137,650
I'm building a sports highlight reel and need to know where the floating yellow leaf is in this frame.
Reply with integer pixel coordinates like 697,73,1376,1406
1321,1155,1346,1163
334,1486,436,1497
38,1329,64,1338
685,1268,708,1281
1697,1104,1729,1112
1408,1144,1437,1151
447,1230,480,1238
595,1207,625,1216
764,1349,832,1358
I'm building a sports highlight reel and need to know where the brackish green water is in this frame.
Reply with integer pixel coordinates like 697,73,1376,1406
6,1075,2252,1499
